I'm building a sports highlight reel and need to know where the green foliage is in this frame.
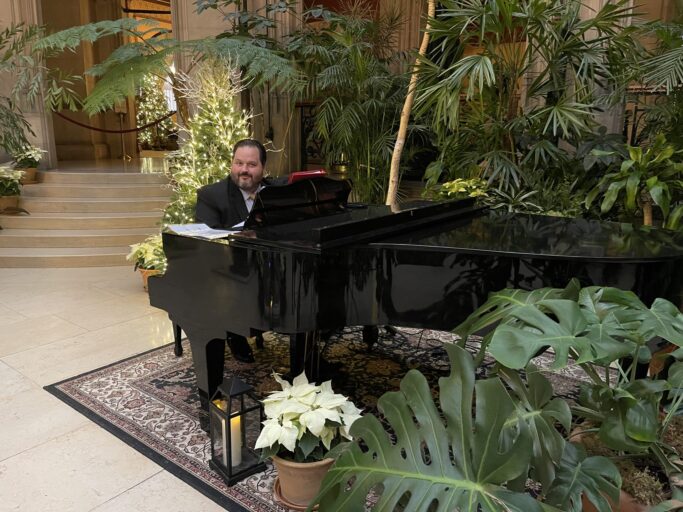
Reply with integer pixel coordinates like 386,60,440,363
439,178,488,200
585,134,683,228
0,167,23,196
162,60,250,226
136,74,175,150
32,17,299,119
544,442,622,511
285,3,410,203
0,97,33,156
415,0,643,197
126,234,166,271
11,145,46,168
316,344,619,511
457,282,683,484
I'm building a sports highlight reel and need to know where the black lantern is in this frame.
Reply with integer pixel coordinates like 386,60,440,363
208,376,265,485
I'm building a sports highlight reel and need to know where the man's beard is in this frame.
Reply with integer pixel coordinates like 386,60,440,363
232,173,255,191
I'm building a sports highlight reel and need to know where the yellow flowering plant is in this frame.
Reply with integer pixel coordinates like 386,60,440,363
0,166,23,196
255,372,362,463
126,234,167,272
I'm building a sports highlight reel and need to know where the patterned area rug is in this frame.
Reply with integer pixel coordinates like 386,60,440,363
44,327,583,512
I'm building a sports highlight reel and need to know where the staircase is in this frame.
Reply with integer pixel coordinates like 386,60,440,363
0,170,171,267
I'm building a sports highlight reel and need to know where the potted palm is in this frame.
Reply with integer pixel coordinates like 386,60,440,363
11,145,45,184
254,372,362,510
126,234,167,290
0,165,23,210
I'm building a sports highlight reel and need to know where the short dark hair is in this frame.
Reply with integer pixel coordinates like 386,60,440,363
233,139,266,166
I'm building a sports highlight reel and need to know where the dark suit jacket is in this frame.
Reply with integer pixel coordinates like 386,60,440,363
195,176,287,229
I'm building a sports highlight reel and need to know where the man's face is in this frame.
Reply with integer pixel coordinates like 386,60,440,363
230,146,265,193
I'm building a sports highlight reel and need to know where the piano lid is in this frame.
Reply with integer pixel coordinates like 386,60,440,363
244,176,352,229
373,211,683,262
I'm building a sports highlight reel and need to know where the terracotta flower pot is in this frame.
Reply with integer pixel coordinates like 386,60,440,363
0,195,19,210
581,490,648,512
272,456,334,510
138,268,161,291
19,167,37,184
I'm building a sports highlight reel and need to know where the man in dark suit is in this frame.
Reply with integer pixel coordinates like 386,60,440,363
196,138,270,229
195,139,273,362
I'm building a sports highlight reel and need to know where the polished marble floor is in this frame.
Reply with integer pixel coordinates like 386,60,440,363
0,267,226,511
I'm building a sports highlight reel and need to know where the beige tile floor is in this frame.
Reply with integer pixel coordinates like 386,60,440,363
0,267,227,512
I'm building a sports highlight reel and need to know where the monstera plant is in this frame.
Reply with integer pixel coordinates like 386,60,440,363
455,282,683,508
314,344,621,511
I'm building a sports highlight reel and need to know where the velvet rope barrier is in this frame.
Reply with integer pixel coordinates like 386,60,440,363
53,110,176,134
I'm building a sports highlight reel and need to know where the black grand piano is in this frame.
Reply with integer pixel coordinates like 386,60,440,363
148,177,683,408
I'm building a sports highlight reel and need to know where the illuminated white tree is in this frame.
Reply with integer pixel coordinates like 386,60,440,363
162,59,250,226
136,74,174,150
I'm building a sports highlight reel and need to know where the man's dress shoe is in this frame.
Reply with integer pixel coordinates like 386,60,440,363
227,336,255,363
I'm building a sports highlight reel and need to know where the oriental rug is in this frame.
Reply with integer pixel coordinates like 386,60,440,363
44,327,582,512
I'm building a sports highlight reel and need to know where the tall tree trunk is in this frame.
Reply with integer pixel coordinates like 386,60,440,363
385,0,436,209
643,201,653,226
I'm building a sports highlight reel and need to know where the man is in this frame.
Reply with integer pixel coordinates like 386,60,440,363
195,139,279,362
196,138,270,229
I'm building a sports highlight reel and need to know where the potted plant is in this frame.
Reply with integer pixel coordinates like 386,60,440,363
254,372,362,510
314,343,624,511
0,165,23,210
126,234,167,290
586,134,683,228
455,281,683,510
11,144,45,184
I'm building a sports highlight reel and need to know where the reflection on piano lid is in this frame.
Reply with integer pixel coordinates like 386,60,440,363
245,176,352,229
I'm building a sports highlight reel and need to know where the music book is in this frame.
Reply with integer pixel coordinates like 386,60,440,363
166,223,238,240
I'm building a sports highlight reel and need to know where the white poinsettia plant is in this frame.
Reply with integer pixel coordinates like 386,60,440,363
255,372,362,463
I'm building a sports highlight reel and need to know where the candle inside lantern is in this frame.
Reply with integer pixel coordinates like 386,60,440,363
215,400,242,468
230,414,242,467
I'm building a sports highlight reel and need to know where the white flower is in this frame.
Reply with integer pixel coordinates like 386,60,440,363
254,371,362,460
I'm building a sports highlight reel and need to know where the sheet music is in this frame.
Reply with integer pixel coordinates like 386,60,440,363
166,223,238,240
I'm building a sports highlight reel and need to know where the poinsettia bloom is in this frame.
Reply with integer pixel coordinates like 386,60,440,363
264,398,310,419
320,426,336,450
314,382,349,409
255,418,300,452
299,407,341,437
257,372,362,460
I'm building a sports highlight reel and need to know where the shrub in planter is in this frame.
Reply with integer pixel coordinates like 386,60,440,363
126,234,166,290
255,372,362,508
0,165,23,210
12,145,45,167
11,145,45,183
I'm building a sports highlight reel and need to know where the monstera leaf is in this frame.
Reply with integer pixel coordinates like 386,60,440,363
314,345,577,512
498,366,571,491
454,281,578,340
545,442,621,512
488,300,608,369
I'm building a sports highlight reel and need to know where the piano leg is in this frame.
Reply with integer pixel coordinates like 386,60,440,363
250,328,265,350
362,326,379,351
173,323,183,356
191,337,226,404
289,332,343,381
